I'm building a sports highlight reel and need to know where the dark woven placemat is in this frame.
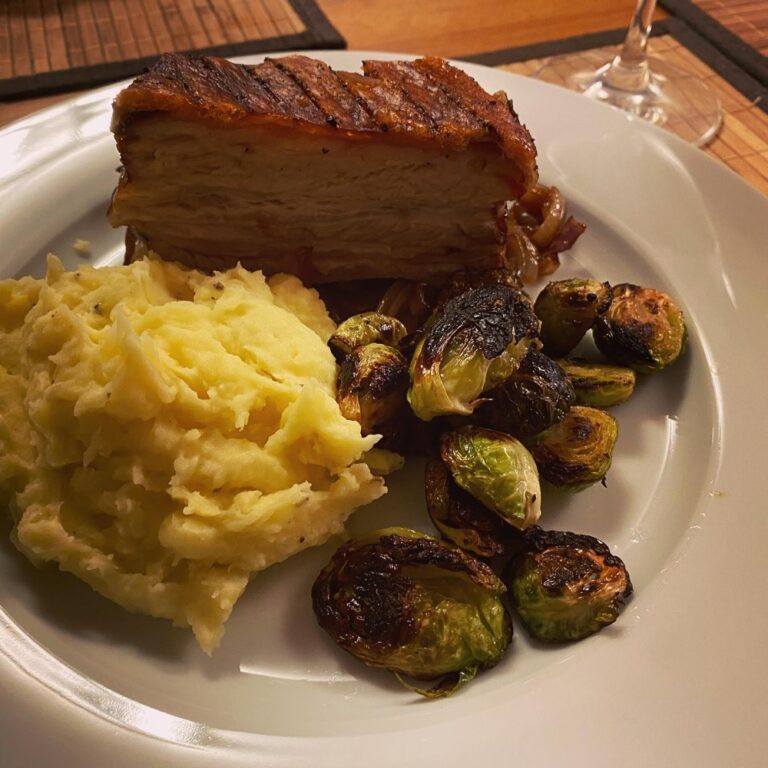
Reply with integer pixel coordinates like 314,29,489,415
466,20,768,197
660,0,768,86
0,0,345,99
696,0,768,55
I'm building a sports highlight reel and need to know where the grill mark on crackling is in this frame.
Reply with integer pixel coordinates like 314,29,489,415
413,62,500,141
413,57,537,163
197,56,276,112
271,56,376,130
247,59,327,123
362,60,484,144
330,71,381,128
336,71,437,136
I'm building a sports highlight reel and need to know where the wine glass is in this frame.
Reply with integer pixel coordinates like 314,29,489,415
534,0,722,146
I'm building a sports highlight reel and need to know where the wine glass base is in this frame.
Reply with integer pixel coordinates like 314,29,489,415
534,50,723,147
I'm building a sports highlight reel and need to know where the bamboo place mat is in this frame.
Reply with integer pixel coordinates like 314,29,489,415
469,21,768,197
0,0,344,99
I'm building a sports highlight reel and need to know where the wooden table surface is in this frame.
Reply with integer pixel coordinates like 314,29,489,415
0,0,658,127
321,0,662,57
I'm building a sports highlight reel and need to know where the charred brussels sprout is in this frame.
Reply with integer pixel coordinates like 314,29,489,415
337,343,409,444
312,527,511,697
476,349,575,437
557,358,636,407
526,406,618,492
435,268,523,310
592,284,686,372
409,285,540,421
441,427,541,530
328,312,408,360
425,458,519,558
505,527,632,642
534,279,611,356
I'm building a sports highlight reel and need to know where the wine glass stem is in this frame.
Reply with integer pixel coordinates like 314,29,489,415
604,0,657,92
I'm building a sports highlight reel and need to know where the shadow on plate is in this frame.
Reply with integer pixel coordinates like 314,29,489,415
0,529,191,663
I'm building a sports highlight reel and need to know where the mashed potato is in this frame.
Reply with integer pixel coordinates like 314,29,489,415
0,255,384,652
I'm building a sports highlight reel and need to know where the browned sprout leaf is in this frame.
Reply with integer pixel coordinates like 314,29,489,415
525,406,618,492
435,268,523,311
592,284,687,373
505,527,632,642
408,285,540,421
534,278,612,357
441,427,541,530
425,458,520,558
556,358,636,407
476,349,575,437
328,311,408,361
337,343,409,447
312,528,511,698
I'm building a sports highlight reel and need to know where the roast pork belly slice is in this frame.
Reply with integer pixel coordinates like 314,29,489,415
109,53,538,283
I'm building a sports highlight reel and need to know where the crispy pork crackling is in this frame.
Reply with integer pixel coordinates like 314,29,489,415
109,54,538,284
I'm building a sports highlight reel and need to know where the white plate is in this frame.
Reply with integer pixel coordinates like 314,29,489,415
1,51,767,767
